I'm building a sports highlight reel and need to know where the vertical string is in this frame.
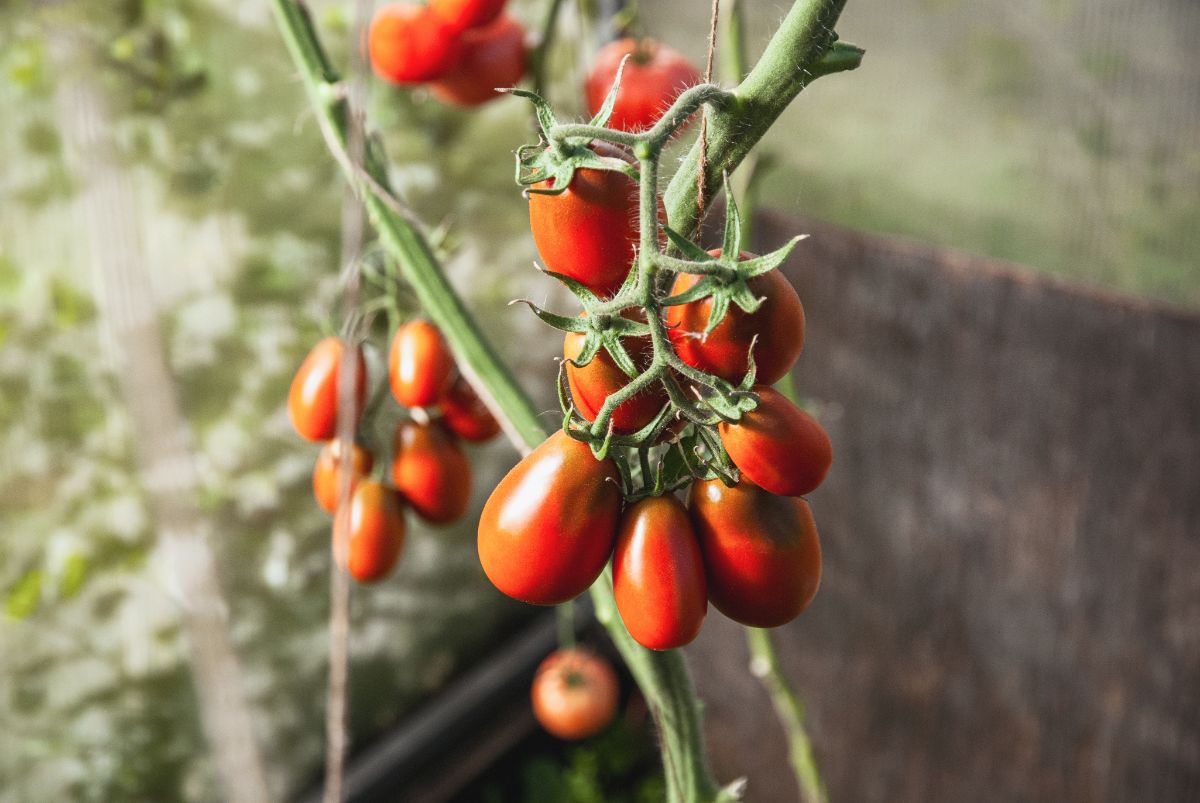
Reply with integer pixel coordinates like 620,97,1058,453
696,0,721,225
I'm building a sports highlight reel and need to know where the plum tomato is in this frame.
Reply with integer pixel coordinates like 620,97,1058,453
563,326,667,435
477,430,621,604
333,480,406,583
391,420,471,524
389,319,455,409
688,478,821,628
428,0,507,32
430,15,527,107
719,385,832,497
613,495,707,650
666,251,805,385
585,38,703,132
312,440,375,514
439,375,501,442
531,648,620,740
368,3,462,84
288,337,367,442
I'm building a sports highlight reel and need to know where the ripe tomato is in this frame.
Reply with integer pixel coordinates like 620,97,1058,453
288,337,367,442
439,375,501,442
429,0,507,33
613,495,707,650
532,648,619,740
430,15,527,107
719,385,832,497
688,478,821,628
585,38,703,132
478,430,621,604
312,440,374,514
333,480,406,583
368,3,462,84
564,328,666,435
529,142,643,298
389,319,455,408
666,252,805,385
390,420,471,524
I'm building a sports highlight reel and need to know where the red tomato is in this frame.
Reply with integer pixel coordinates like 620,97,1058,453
389,319,455,408
613,495,707,650
532,648,619,740
288,337,367,442
564,328,666,435
390,420,471,524
688,478,821,628
312,440,375,514
333,480,406,583
439,375,501,442
529,142,642,298
430,15,527,107
719,385,832,497
666,252,805,385
585,38,703,132
429,0,507,33
477,430,621,604
368,3,462,84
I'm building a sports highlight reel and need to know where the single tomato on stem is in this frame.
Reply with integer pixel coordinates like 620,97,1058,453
430,15,527,107
613,495,708,650
719,385,832,497
477,430,622,605
439,375,501,442
391,420,471,524
688,478,822,628
389,319,455,408
333,480,407,583
666,251,805,385
312,440,375,514
428,0,507,32
368,3,462,84
287,336,367,442
532,648,620,740
564,326,667,435
585,38,703,132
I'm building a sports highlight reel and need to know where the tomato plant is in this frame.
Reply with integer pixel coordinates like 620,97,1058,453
368,3,462,84
666,251,806,385
312,440,374,514
430,14,527,107
688,478,822,628
613,495,707,650
439,375,500,442
477,430,621,605
389,319,455,408
390,420,471,524
719,385,833,497
332,480,407,583
585,38,702,132
532,648,620,741
428,0,507,32
287,337,367,442
564,327,667,435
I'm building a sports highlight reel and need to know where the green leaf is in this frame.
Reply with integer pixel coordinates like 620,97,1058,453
509,88,559,137
6,569,43,620
59,553,89,600
736,235,806,278
721,188,743,259
663,225,716,263
510,300,587,333
588,54,631,128
703,291,731,335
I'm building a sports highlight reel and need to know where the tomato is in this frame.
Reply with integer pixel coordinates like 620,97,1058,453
529,142,643,298
312,440,374,514
531,648,619,740
585,38,703,132
390,420,471,524
430,15,527,107
389,319,455,408
564,327,666,435
613,495,707,650
688,478,821,628
288,337,367,442
439,375,501,442
666,252,805,385
368,3,462,84
478,430,621,604
719,385,832,497
429,0,507,33
333,480,406,583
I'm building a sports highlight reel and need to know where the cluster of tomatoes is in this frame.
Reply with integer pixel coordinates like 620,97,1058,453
288,321,499,583
367,0,527,106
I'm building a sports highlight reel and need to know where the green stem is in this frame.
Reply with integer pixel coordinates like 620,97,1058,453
745,627,827,803
530,0,568,100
